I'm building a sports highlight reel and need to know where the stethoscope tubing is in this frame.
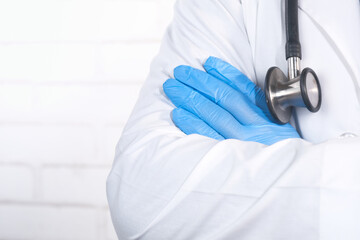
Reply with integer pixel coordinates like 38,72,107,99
286,0,302,60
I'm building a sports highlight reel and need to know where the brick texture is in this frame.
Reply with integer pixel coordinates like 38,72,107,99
0,165,34,201
0,205,101,240
0,43,160,82
41,167,110,206
0,0,176,239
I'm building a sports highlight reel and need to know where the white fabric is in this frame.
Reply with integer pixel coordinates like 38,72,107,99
107,0,360,239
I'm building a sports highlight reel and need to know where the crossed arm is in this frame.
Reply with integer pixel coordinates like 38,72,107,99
163,56,300,145
107,0,360,239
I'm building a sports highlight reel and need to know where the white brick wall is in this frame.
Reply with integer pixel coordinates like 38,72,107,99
0,0,176,239
0,165,34,201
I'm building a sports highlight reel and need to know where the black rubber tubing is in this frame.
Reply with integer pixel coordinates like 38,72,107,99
285,0,302,59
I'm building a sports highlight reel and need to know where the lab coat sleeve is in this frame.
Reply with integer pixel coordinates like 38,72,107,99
106,0,360,239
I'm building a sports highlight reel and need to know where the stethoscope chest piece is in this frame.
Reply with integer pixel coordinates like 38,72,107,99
264,0,322,124
265,66,322,124
265,67,292,124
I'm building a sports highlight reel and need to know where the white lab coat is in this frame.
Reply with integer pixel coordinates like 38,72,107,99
107,0,360,239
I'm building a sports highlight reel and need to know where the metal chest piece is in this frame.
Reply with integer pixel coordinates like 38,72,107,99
265,57,322,124
264,0,322,124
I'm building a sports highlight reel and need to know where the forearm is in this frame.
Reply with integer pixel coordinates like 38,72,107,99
107,0,360,239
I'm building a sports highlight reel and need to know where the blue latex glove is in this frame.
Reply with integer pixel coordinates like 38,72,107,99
163,57,300,145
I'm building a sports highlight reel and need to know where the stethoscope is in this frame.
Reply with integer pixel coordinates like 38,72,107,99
265,0,322,124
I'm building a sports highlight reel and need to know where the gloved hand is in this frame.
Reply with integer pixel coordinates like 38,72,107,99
163,56,300,145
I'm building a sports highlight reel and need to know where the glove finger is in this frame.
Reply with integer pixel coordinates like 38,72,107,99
243,124,300,145
163,79,244,139
203,56,271,118
173,66,269,125
172,108,225,141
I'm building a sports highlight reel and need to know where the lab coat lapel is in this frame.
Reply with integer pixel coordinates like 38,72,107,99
299,0,360,84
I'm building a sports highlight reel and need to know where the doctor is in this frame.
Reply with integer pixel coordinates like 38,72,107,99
107,0,360,239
